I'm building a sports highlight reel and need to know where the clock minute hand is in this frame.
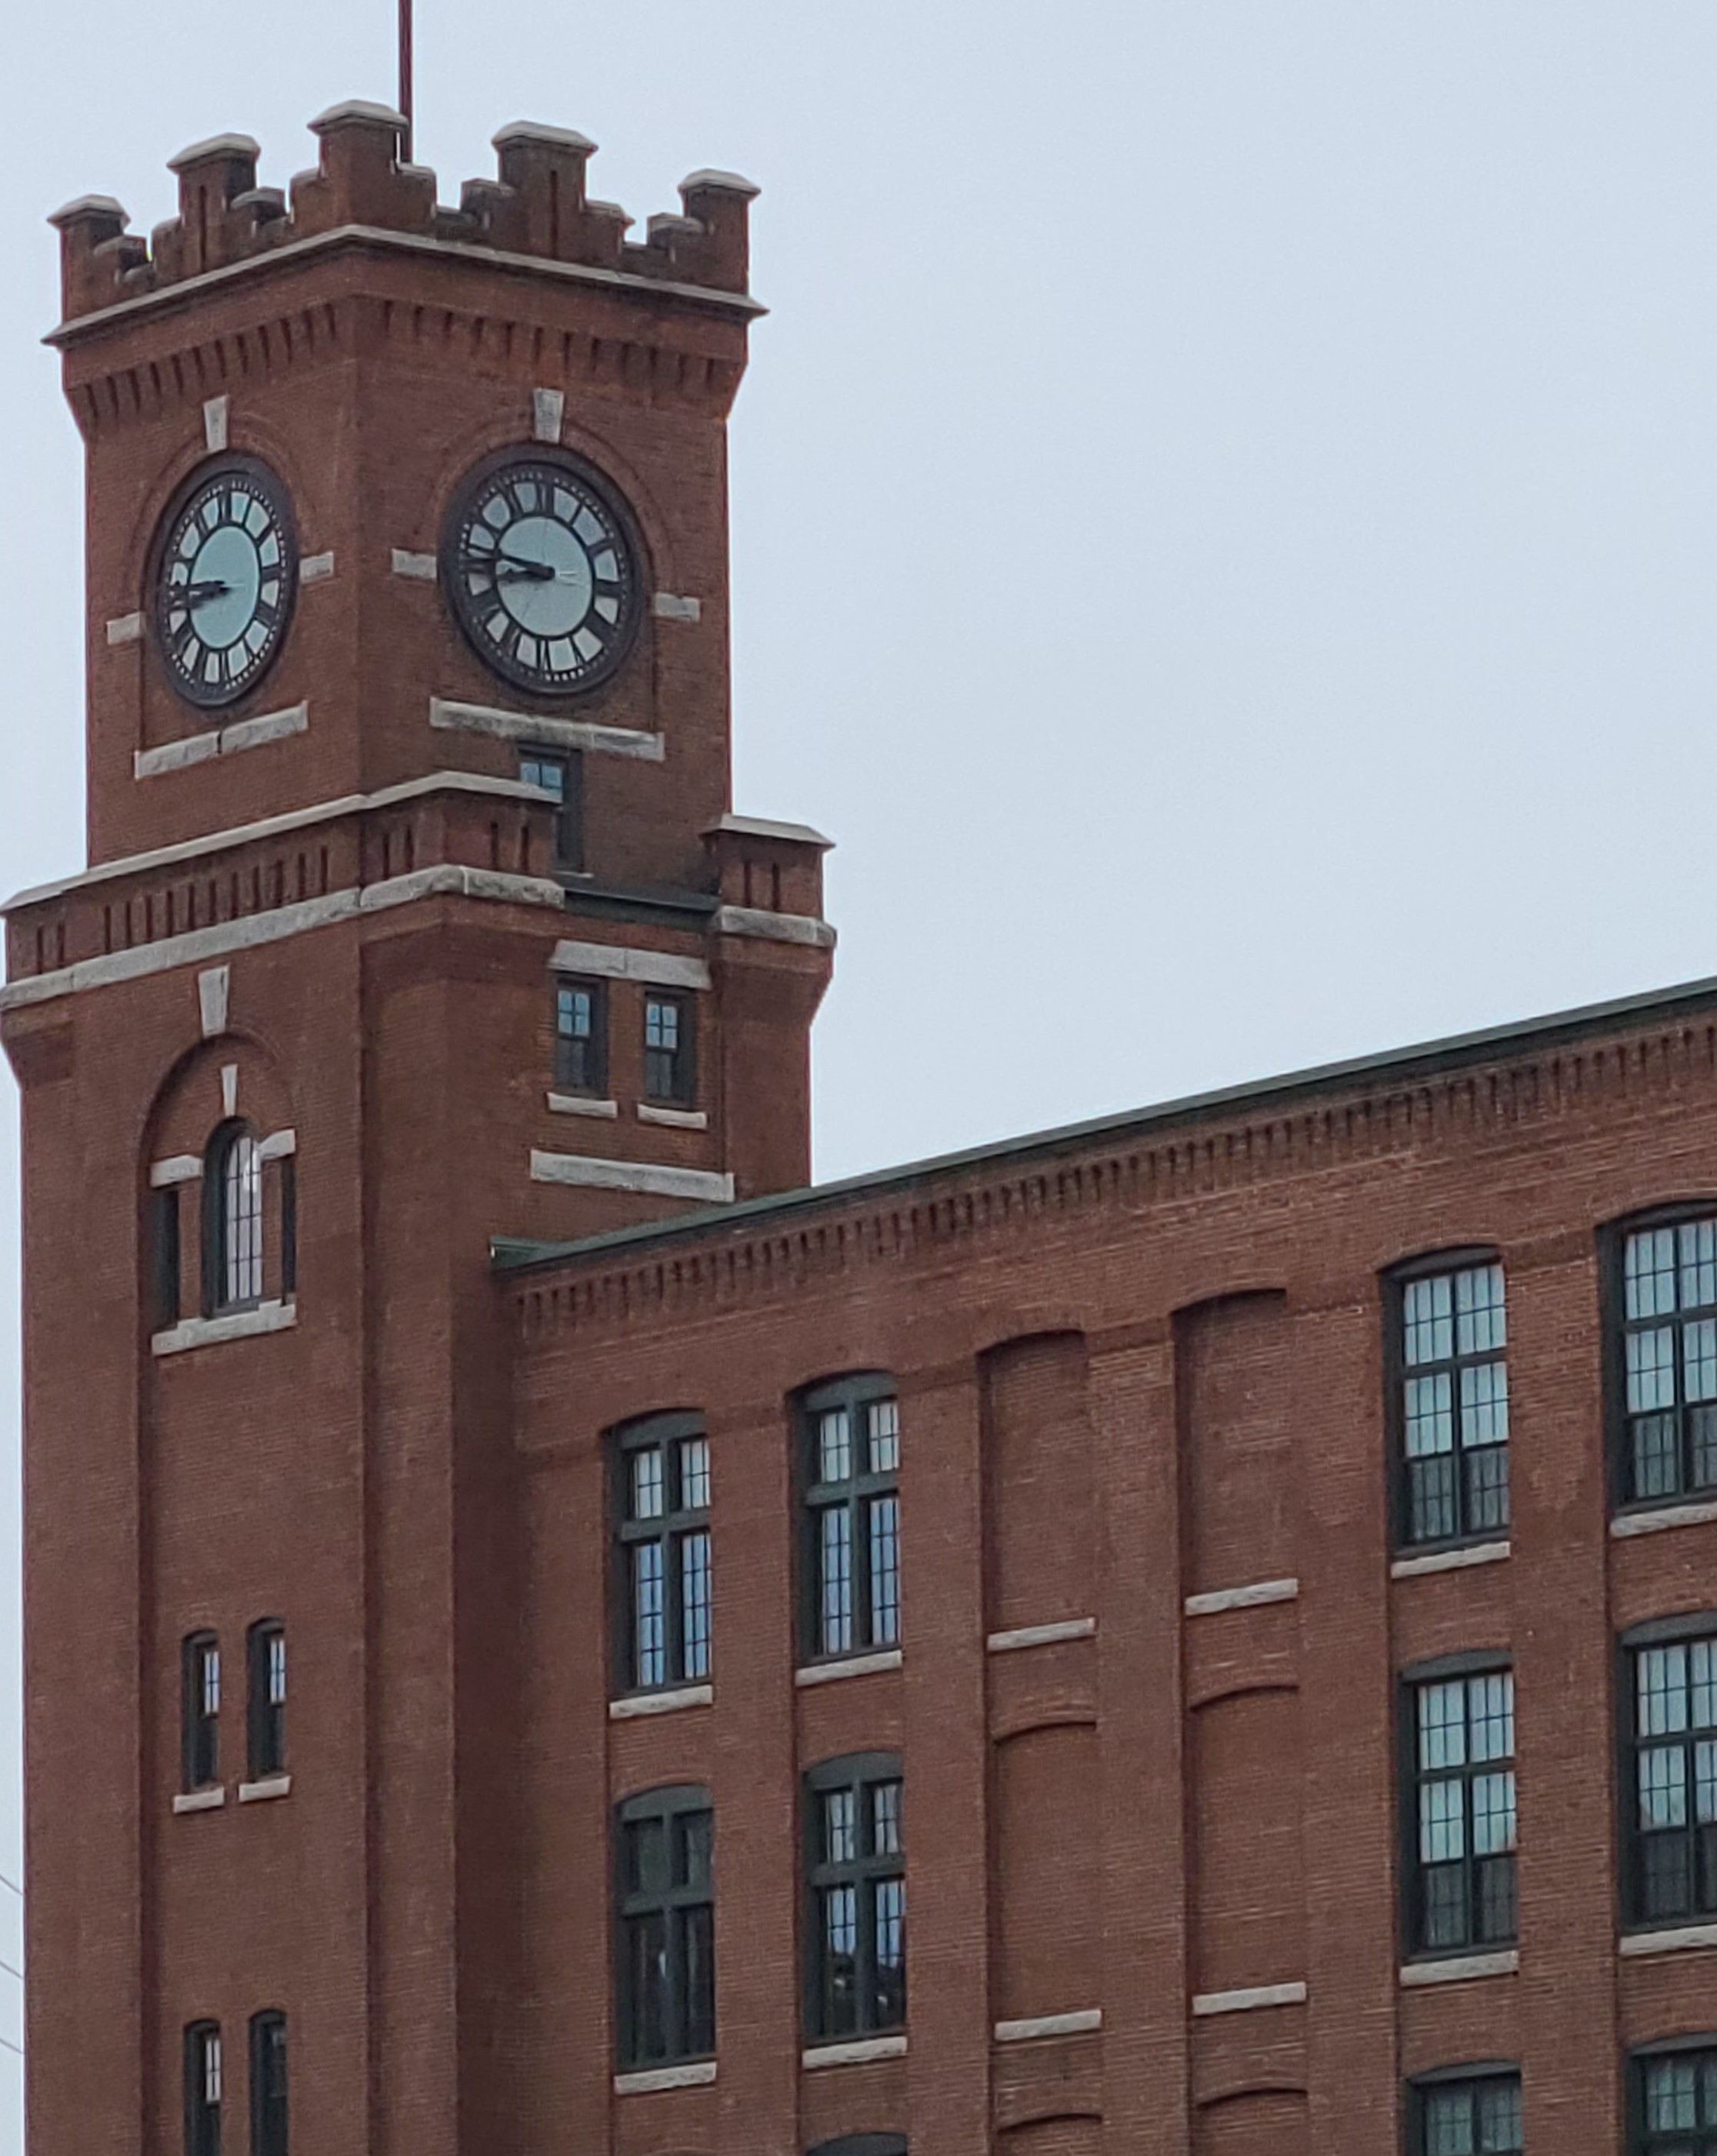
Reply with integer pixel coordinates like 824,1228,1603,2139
492,556,556,583
178,579,233,606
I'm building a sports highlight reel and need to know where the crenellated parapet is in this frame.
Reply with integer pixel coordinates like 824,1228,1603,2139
50,102,758,325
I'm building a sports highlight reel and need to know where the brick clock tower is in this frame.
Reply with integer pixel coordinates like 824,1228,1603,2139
2,104,832,2156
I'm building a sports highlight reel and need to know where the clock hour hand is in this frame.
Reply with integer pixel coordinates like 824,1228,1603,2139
463,551,557,584
172,579,233,608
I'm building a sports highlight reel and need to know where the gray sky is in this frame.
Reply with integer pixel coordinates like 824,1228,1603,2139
7,1,1717,2134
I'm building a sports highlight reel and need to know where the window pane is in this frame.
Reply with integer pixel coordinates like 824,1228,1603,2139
872,1877,907,2028
267,1632,286,1707
1629,1328,1679,1413
1682,1218,1717,1312
678,1437,710,1513
1405,1275,1455,1365
1423,2088,1475,2156
868,1495,901,1649
202,1644,221,1717
823,1789,857,1866
872,1780,902,1857
1469,1672,1514,1764
1629,1228,1679,1321
1640,1646,1690,1737
1419,1681,1468,1771
1648,2056,1699,2132
222,1131,263,1308
627,1910,669,2061
1472,1771,1516,1856
1633,1412,1682,1500
1478,2077,1522,2152
1409,1455,1457,1544
1455,1263,1507,1356
633,1544,665,1689
682,1901,715,2056
821,1884,858,2036
677,1809,713,1891
681,1530,712,1682
818,1407,853,1485
630,1447,664,1522
868,1398,901,1474
1640,1746,1689,1829
818,1507,853,1656
1459,1361,1509,1447
1405,1373,1455,1458
1419,1779,1466,1864
1464,1443,1509,1534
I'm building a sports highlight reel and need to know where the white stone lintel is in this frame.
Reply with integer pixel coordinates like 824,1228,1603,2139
238,1774,292,1804
203,395,229,451
638,1103,709,1131
392,549,438,581
652,592,702,624
1399,1950,1519,1988
528,1151,734,1205
549,939,711,992
430,696,664,762
106,612,144,646
1191,1981,1308,2017
987,1618,1098,1654
532,386,566,442
150,1154,204,1189
172,1787,225,1814
135,702,308,780
608,1684,714,1722
547,1093,620,1120
795,1649,902,1689
258,1129,297,1163
1185,1577,1299,1618
801,2035,907,2071
198,964,231,1039
712,904,835,950
299,552,335,586
994,2009,1102,2043
152,1300,297,1357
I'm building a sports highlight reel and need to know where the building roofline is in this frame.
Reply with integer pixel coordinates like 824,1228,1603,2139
492,964,1717,1278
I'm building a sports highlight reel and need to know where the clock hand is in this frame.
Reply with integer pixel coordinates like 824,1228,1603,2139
171,579,234,607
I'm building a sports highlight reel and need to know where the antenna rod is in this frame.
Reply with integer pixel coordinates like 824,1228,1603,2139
398,0,415,161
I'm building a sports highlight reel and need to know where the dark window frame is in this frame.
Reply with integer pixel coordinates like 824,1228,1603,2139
1629,2036,1717,2152
611,1413,712,1697
1607,1204,1717,1517
614,1782,715,2071
247,1620,287,1782
182,1630,220,1792
518,746,585,872
203,1120,264,1317
798,1373,902,1666
1408,2064,1522,2154
809,2141,909,2156
553,976,610,1100
1619,1610,1717,1931
1385,1248,1510,1552
248,2011,287,2156
642,990,696,1108
805,1752,906,2045
184,2020,222,2156
1399,1652,1517,1961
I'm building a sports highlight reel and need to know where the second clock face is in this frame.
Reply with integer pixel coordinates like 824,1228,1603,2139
443,455,641,696
154,459,297,709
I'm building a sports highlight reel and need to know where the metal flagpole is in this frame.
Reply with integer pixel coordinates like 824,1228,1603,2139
398,0,415,162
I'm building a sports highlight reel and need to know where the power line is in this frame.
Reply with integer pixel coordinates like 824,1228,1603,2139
0,1877,21,1901
0,2035,19,2058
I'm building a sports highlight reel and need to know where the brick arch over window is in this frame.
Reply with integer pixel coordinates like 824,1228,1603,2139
1192,2090,1310,2154
139,1035,297,1335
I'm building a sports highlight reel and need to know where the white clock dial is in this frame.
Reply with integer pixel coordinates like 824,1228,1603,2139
153,462,297,709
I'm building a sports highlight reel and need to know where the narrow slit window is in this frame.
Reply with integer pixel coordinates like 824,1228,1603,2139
247,1620,287,1781
183,1633,220,1791
249,2011,287,2156
642,993,695,1108
554,978,608,1098
185,2022,222,2156
205,1122,263,1313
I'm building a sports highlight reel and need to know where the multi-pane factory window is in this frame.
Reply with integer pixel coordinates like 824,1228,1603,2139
805,1755,906,2043
615,1785,715,2069
1620,1217,1717,1507
184,2023,222,2156
247,1621,287,1781
1395,1258,1509,1547
801,1377,902,1663
1628,1629,1717,1926
1407,1667,1517,1956
249,2013,288,2156
183,1633,221,1791
615,1415,712,1694
518,746,582,869
206,1122,263,1313
1634,2044,1717,2153
643,993,695,1107
1415,2071,1522,2154
554,977,608,1097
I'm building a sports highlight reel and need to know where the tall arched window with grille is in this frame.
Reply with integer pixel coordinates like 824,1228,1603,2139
204,1122,263,1313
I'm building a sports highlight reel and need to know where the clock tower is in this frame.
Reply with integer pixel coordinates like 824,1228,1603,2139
2,102,832,2156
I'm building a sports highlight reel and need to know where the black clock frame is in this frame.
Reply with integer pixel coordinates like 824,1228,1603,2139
149,456,300,713
438,446,645,700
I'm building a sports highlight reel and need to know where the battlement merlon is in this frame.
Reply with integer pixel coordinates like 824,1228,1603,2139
47,103,762,333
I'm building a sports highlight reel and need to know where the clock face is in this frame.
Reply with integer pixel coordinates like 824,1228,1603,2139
153,460,297,709
443,454,641,696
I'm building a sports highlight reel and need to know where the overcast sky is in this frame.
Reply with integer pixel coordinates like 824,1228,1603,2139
6,0,1717,2132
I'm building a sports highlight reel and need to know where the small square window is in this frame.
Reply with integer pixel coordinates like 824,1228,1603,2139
519,749,582,870
555,979,608,1098
643,994,695,1107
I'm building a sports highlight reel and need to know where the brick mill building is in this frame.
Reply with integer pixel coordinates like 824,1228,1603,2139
8,94,1717,2156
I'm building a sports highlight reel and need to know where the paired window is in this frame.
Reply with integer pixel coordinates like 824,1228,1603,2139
247,1622,287,1781
805,1755,906,2043
1620,1216,1717,1507
615,1785,715,2070
1405,1667,1516,1957
185,2022,222,2156
1634,2044,1717,2153
1413,2071,1522,2154
250,2014,288,2156
519,747,583,870
1395,1259,1509,1548
554,977,608,1098
182,1624,287,1792
1627,1626,1717,1926
206,1121,264,1314
184,2018,286,2156
801,1377,902,1663
643,993,695,1107
614,1417,711,1695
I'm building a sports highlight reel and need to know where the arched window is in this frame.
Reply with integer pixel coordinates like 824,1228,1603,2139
205,1122,263,1313
805,1754,905,2044
247,1620,287,1781
250,2011,288,2156
615,1784,715,2070
183,2021,222,2156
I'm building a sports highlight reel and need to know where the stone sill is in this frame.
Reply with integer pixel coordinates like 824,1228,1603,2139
795,1649,902,1689
1392,1540,1511,1580
802,2034,906,2070
152,1300,296,1357
613,2060,715,2096
1399,1949,1518,1987
172,1787,225,1815
238,1775,292,1804
547,1093,618,1120
987,1618,1096,1654
1619,1922,1717,1959
609,1684,713,1722
1184,1578,1299,1617
1612,1497,1717,1540
994,2008,1102,2043
1191,1981,1306,2017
